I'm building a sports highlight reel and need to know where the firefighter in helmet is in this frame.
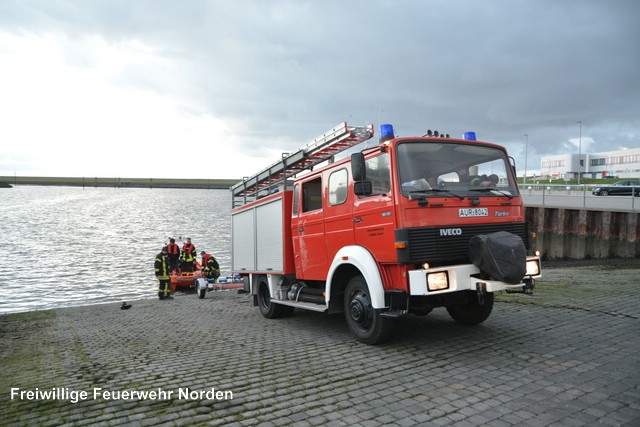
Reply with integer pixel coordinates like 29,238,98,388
180,237,197,273
166,238,181,272
201,251,220,281
155,246,173,300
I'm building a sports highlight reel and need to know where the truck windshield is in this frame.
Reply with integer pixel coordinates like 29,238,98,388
397,140,519,198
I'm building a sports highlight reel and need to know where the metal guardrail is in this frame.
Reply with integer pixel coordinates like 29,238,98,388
521,184,639,212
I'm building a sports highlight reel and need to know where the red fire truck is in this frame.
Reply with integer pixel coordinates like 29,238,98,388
231,122,541,344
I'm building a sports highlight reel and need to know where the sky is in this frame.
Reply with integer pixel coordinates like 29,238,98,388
0,0,638,180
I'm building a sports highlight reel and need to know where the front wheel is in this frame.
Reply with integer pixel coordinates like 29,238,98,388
601,190,609,196
344,275,393,344
446,292,494,325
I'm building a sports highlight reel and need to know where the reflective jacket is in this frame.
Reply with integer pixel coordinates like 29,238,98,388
154,253,171,280
166,243,180,258
202,253,220,277
180,243,196,262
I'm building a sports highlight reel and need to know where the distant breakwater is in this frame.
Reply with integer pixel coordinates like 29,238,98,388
0,176,240,190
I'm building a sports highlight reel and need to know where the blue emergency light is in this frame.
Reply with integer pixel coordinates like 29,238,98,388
463,131,477,141
380,124,395,142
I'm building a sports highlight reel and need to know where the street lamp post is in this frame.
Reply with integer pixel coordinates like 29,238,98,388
524,134,528,185
577,121,582,185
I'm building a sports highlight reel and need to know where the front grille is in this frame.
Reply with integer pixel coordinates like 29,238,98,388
395,222,529,265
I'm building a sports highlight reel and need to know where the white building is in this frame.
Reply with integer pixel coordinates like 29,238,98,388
540,147,640,180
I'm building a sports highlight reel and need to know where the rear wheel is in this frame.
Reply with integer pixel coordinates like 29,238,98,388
446,292,494,325
257,279,294,318
344,275,393,344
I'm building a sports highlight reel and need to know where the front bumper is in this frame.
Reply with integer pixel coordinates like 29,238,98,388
408,256,542,296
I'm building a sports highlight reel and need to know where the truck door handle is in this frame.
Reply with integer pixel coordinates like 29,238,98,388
353,217,363,223
298,227,305,232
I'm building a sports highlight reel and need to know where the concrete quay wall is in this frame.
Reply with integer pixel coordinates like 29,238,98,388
526,206,639,259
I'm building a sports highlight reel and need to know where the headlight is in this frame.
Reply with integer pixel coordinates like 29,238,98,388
526,259,540,276
427,271,449,291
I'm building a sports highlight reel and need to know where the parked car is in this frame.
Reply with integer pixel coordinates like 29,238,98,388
592,180,640,196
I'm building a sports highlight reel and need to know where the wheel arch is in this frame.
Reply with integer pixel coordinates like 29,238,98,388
326,246,386,311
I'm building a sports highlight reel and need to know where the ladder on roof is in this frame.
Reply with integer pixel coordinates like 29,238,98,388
231,121,374,208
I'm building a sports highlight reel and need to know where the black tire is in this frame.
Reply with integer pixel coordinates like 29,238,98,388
198,288,206,299
601,190,609,196
257,279,293,319
344,275,393,344
446,292,494,325
280,305,295,317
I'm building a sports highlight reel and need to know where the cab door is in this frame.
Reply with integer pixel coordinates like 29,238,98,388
291,183,303,275
324,168,355,262
353,153,397,262
292,176,328,280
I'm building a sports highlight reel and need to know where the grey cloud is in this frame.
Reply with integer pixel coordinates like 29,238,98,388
1,0,638,171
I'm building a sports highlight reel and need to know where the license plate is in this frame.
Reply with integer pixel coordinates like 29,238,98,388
459,208,488,217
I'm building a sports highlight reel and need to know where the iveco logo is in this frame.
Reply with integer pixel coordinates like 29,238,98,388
439,228,462,236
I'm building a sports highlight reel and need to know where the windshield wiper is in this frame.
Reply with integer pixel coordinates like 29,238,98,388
409,189,465,200
468,187,514,199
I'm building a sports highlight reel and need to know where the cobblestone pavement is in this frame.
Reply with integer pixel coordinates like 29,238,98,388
1,261,639,426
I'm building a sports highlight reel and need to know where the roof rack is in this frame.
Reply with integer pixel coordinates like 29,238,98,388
231,122,374,208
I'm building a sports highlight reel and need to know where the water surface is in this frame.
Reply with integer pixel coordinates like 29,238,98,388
0,186,231,313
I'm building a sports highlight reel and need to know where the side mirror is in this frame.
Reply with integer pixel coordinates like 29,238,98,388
352,152,372,196
509,156,517,178
354,181,372,196
351,152,366,182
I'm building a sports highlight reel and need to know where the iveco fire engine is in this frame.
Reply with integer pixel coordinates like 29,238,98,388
230,122,541,344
